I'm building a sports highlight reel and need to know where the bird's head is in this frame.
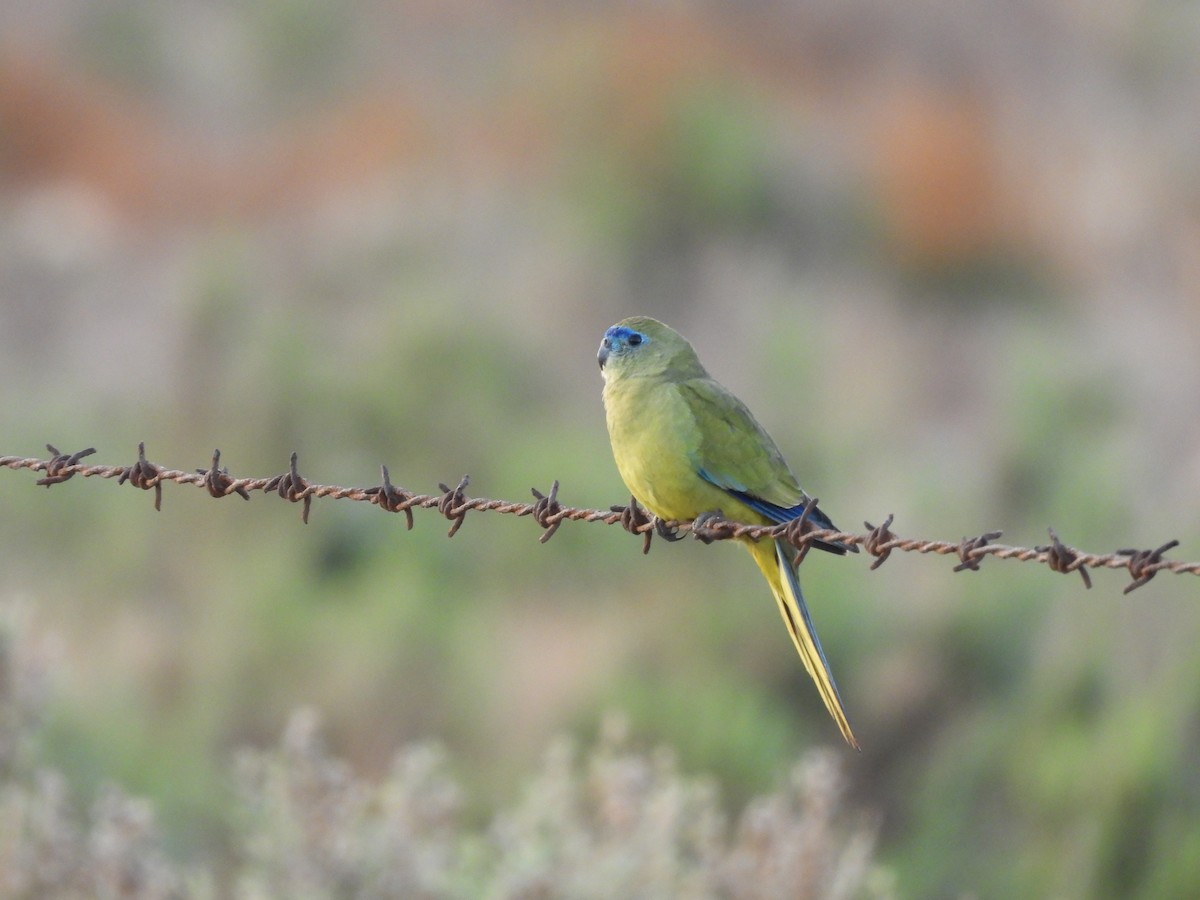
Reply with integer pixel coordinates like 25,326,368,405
597,317,704,382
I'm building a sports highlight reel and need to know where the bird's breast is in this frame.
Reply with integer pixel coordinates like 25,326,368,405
603,378,722,521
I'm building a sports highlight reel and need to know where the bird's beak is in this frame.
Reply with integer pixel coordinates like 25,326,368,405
597,339,611,369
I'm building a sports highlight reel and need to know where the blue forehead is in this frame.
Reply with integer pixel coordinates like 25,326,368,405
605,325,644,341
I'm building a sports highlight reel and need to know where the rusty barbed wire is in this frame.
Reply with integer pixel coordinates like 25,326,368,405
3,443,1197,595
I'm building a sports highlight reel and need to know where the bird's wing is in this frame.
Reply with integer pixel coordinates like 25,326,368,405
680,377,853,554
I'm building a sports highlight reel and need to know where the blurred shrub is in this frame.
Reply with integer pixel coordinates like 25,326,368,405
0,605,890,899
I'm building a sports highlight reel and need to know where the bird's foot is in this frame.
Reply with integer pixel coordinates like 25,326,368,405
690,509,728,544
653,517,685,542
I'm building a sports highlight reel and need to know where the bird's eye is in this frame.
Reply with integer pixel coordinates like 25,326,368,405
628,333,643,346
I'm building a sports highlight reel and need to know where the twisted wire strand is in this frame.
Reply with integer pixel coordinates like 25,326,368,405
2,444,1195,595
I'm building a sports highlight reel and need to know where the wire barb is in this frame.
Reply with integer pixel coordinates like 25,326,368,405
782,496,820,566
3,444,1196,593
437,476,471,537
197,450,252,500
862,515,896,570
36,445,96,486
371,465,416,529
270,452,313,523
953,531,1004,572
1037,527,1092,588
530,481,563,543
1117,539,1180,594
118,441,164,511
613,496,655,555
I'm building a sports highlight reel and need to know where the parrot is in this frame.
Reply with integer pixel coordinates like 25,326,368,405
598,316,860,750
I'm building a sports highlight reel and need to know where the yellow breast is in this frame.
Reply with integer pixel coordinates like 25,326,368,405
602,376,728,521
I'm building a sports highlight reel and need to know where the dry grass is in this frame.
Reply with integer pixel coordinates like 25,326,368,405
0,608,889,900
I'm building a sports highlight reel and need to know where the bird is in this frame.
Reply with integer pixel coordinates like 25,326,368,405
598,316,859,750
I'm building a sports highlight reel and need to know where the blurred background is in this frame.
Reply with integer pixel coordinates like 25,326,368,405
1,1,1199,895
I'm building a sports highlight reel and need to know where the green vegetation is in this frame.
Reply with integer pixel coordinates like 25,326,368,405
2,4,1199,896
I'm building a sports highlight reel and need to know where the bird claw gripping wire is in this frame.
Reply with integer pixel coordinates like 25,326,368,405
437,475,470,537
653,516,685,543
612,496,655,554
1118,539,1180,594
862,514,897,570
954,531,1003,572
197,450,251,500
265,452,313,523
1037,527,1091,588
530,481,564,543
369,465,416,529
36,444,96,486
118,442,163,510
688,510,726,545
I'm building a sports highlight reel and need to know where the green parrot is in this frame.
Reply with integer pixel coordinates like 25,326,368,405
598,316,859,750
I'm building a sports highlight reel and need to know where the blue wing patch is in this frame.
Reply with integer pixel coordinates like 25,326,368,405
698,468,855,555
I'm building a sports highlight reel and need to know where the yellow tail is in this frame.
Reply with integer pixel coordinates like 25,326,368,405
747,539,860,750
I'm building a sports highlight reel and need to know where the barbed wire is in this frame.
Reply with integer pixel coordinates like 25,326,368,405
2,443,1196,595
